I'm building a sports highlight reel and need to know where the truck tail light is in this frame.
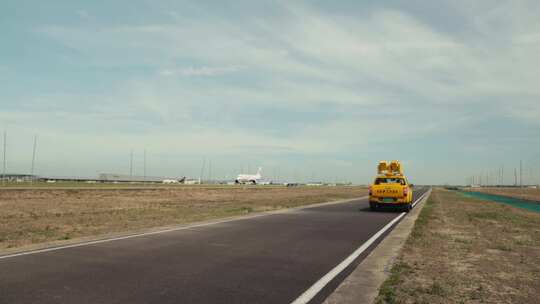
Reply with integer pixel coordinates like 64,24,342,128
403,187,409,197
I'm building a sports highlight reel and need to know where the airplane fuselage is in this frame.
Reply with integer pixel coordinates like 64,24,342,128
235,168,262,184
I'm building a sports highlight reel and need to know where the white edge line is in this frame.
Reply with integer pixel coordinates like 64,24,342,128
412,188,430,208
290,188,431,304
0,196,368,260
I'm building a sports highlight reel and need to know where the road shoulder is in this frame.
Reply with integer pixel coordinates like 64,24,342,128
374,188,540,303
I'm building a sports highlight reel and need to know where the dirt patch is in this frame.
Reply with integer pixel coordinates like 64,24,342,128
0,186,365,252
375,188,540,304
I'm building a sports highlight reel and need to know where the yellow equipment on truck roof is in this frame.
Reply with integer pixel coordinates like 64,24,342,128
377,160,403,176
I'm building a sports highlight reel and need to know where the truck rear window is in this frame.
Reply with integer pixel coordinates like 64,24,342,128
374,178,405,185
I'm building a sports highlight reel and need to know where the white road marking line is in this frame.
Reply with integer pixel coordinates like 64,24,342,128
290,188,431,304
0,196,368,260
412,189,430,208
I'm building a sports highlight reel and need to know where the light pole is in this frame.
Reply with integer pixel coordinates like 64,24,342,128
30,135,37,183
520,160,523,188
130,150,133,178
2,131,6,186
199,158,206,184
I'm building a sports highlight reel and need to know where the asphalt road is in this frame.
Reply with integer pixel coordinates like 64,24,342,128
0,187,428,304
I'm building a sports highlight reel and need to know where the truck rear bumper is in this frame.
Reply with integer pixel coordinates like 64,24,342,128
370,202,411,207
369,198,412,204
369,200,412,212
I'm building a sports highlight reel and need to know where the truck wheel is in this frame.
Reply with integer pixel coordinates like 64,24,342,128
405,204,412,213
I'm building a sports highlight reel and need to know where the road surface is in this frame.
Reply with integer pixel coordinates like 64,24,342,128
0,188,429,304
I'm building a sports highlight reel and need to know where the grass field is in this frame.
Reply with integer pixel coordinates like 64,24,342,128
0,181,286,188
376,188,540,304
0,186,365,252
465,187,540,202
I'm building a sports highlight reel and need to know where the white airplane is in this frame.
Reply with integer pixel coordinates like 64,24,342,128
235,167,262,185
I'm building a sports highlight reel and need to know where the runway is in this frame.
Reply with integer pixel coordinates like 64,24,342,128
0,187,429,304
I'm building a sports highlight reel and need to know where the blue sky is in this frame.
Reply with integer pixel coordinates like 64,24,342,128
1,0,539,184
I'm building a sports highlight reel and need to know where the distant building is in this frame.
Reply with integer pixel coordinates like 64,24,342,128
1,173,188,184
162,179,180,184
184,179,200,185
98,173,184,183
0,174,37,182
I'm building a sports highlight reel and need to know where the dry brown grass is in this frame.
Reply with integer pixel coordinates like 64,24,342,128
466,187,540,202
0,186,365,252
376,188,540,304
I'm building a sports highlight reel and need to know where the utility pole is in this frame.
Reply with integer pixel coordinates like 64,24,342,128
2,131,6,186
514,168,518,186
30,135,37,183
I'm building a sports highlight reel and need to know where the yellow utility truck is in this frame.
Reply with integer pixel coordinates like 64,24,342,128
369,160,413,212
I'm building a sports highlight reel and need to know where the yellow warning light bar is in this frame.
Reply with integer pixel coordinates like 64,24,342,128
377,160,403,175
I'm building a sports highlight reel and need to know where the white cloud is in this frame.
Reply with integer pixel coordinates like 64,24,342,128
76,9,91,20
35,2,540,124
159,65,243,77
